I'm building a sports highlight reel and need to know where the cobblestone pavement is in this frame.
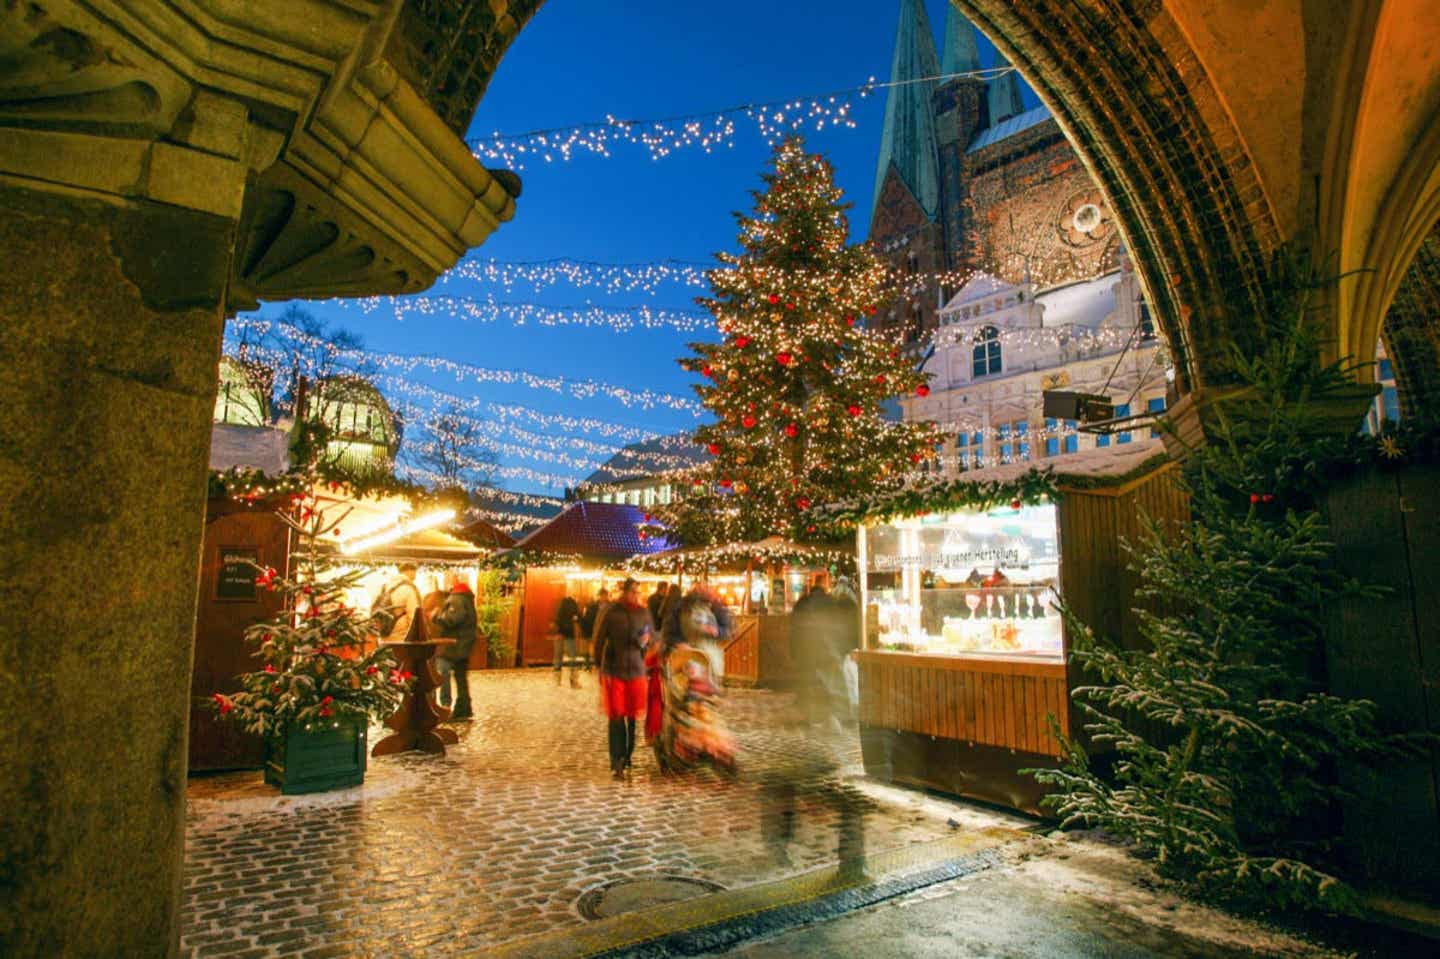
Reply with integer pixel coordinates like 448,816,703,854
183,670,1017,958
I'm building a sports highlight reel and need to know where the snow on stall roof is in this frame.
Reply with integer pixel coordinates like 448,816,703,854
1037,273,1118,330
209,423,290,475
820,443,1166,522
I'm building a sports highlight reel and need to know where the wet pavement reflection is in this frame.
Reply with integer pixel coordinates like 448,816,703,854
181,670,967,958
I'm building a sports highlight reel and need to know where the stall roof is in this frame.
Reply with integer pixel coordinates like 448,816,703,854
512,501,673,564
817,444,1169,526
632,536,846,571
316,493,482,564
454,518,517,550
209,423,290,474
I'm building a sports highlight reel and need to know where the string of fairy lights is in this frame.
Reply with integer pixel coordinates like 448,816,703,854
468,68,1017,167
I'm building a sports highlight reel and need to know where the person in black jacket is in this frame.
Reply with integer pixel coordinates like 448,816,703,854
553,594,582,688
597,578,652,779
433,575,479,720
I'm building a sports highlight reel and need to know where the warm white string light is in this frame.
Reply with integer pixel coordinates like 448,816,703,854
229,318,704,414
469,68,1016,168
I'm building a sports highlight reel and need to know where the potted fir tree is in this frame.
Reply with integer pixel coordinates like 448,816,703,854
211,481,411,794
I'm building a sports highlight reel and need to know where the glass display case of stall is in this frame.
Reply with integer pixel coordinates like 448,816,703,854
859,502,1063,661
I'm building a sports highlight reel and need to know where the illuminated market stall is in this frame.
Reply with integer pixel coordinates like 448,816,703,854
505,501,674,666
819,444,1184,814
630,537,849,686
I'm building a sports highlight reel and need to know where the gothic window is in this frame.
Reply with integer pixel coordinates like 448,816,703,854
972,326,1002,378
1138,298,1155,340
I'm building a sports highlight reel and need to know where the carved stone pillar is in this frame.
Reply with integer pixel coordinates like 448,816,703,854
0,2,540,955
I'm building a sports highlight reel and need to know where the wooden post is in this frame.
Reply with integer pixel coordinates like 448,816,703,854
742,557,755,614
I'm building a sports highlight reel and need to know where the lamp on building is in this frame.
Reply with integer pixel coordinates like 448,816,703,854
1042,390,1113,423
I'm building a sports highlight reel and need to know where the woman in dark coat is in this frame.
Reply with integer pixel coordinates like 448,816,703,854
595,577,652,779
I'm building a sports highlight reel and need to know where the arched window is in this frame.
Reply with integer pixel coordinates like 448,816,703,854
972,326,1002,378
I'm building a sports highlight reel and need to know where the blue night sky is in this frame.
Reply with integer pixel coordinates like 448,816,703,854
249,1,1038,501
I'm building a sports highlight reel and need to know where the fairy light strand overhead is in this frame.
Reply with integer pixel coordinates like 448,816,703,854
469,68,1017,168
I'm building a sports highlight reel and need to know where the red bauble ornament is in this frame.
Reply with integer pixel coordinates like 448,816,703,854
735,335,752,348
874,374,886,385
702,364,714,378
784,423,799,437
1262,493,1276,503
742,415,757,429
795,497,812,510
910,453,922,463
776,351,793,366
707,443,721,455
916,384,930,397
1010,498,1023,510
264,664,277,674
767,294,780,304
866,305,878,315
785,302,796,310
366,665,379,676
719,478,733,488
846,404,862,417
1249,493,1261,504
638,531,648,541
807,524,817,533
847,315,857,327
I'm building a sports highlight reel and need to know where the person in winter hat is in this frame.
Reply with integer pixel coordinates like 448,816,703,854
433,573,479,720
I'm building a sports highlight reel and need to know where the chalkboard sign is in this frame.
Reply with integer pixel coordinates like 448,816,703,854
217,547,261,601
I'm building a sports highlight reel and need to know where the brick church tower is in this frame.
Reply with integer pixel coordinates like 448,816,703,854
869,1,1123,343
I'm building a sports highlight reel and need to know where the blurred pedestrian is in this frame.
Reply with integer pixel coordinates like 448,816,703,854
433,573,478,720
553,593,582,688
596,577,652,779
582,586,611,671
371,563,421,643
647,581,670,629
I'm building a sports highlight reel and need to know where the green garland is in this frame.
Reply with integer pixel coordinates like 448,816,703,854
208,464,449,512
809,468,1062,531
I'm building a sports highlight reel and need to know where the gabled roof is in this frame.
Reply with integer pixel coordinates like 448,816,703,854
873,0,942,221
968,104,1052,154
514,501,673,563
209,423,290,474
582,433,711,486
455,518,517,550
943,271,1014,307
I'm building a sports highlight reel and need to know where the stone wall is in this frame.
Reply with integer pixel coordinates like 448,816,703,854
967,122,1121,288
0,190,228,956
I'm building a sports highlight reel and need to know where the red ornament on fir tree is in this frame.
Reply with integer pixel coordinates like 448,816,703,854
702,364,714,378
1010,498,1023,510
767,293,780,304
916,384,930,397
784,423,799,437
735,335,752,348
874,374,886,385
776,351,793,366
742,415,757,429
846,404,862,417
719,478,733,488
795,497,812,510
847,316,857,326
707,443,721,455
910,453,922,463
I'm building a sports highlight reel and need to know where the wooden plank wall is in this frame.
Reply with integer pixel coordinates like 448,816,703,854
1057,464,1189,745
723,615,761,686
857,652,1069,757
1326,464,1440,896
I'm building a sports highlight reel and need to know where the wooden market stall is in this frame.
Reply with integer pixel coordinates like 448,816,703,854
632,537,847,686
506,501,674,666
190,469,494,770
838,444,1186,814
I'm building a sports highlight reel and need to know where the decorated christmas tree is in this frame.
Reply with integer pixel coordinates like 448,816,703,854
211,475,411,738
1030,267,1410,913
655,137,941,545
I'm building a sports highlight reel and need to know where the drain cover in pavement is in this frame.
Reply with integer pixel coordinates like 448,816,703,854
578,876,726,920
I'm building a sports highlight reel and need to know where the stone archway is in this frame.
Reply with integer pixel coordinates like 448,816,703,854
1382,219,1440,419
948,0,1440,414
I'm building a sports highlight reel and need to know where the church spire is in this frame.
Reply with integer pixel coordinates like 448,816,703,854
872,0,942,220
941,5,981,75
986,53,1026,125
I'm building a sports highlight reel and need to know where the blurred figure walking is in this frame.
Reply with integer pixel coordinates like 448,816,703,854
433,574,478,720
596,578,652,779
553,593,583,688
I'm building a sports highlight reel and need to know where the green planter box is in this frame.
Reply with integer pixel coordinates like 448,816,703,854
265,720,367,795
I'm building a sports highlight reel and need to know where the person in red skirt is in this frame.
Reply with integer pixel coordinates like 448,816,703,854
595,577,652,779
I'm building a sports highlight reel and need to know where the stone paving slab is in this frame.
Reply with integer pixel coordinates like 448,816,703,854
183,671,1020,958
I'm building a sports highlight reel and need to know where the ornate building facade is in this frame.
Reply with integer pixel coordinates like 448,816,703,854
870,0,1123,345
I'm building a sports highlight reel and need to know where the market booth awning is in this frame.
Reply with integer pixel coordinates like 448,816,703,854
627,536,850,573
314,493,484,566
